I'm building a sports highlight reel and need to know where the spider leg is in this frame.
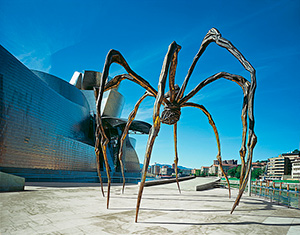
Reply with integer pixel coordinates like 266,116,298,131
209,29,257,198
94,69,113,209
118,92,151,194
168,43,181,103
102,50,158,95
102,51,172,106
239,92,249,191
95,136,105,197
135,116,161,223
93,89,106,197
180,73,250,190
94,113,111,209
180,72,249,105
173,123,181,194
176,29,257,198
231,134,257,213
135,41,180,223
230,81,257,212
176,28,255,101
95,50,159,209
105,73,158,97
182,102,231,198
180,71,256,212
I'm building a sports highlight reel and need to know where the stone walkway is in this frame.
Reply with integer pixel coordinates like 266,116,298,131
1,178,300,234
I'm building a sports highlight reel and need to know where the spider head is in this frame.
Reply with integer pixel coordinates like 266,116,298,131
161,107,181,125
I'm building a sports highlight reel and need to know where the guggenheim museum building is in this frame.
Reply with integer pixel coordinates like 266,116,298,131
0,45,151,183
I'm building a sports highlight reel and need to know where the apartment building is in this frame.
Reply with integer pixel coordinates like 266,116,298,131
292,157,300,179
267,153,300,180
267,156,289,179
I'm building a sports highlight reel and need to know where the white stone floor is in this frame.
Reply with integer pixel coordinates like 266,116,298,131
1,178,300,234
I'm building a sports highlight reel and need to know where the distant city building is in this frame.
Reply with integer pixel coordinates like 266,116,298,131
200,166,209,175
213,159,237,165
267,156,289,179
209,165,219,176
150,165,155,174
180,169,192,176
267,153,300,180
150,163,161,176
283,153,300,178
252,161,267,169
148,163,193,177
207,159,238,177
217,164,237,177
292,157,300,179
191,168,200,175
160,166,174,176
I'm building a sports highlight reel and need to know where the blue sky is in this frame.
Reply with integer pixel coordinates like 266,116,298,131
1,0,299,168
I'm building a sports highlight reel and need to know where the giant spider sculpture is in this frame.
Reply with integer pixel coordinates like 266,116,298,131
95,28,257,222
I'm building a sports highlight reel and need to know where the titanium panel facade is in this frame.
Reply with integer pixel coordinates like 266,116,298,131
0,45,147,182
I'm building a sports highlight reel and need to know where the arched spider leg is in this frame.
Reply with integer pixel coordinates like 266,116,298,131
239,91,249,191
212,29,257,198
174,27,257,196
166,41,183,192
183,76,250,192
231,86,257,213
173,123,181,194
93,88,106,197
94,114,111,209
176,28,255,101
135,114,161,223
182,102,231,198
94,132,105,197
96,50,165,209
179,72,256,212
166,42,182,193
174,28,256,196
231,134,257,213
168,43,181,103
135,41,182,223
117,92,152,194
232,85,256,211
101,50,157,96
179,78,249,192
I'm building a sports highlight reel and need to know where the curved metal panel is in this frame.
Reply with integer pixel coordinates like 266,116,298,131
0,45,96,172
102,117,151,134
0,45,146,182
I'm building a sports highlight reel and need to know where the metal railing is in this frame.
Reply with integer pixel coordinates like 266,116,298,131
220,179,300,209
251,181,299,209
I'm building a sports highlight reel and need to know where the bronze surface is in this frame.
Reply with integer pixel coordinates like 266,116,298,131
95,28,257,222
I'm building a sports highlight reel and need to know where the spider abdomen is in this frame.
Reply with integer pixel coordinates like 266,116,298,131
161,107,181,125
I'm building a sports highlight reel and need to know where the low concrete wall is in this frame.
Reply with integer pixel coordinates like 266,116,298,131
143,175,196,187
0,172,25,192
196,178,221,191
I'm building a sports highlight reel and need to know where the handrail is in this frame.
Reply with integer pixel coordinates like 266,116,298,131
219,179,299,209
251,183,299,209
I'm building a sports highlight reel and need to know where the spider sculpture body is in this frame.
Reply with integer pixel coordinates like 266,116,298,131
95,28,257,222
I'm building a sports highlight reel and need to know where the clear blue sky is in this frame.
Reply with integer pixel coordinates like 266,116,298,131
1,0,299,168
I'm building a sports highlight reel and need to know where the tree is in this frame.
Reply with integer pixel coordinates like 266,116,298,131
235,165,241,178
228,167,237,178
251,168,263,179
228,165,265,180
227,165,241,178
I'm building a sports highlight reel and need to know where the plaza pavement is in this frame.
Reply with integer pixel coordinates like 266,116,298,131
1,177,300,234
